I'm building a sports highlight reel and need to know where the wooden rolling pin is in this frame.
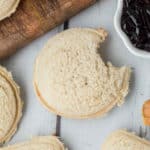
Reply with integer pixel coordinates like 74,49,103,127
0,0,96,59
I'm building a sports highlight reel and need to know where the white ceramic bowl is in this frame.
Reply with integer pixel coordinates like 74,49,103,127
114,0,150,58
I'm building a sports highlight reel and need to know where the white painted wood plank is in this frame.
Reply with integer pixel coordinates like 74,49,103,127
1,28,61,145
61,0,150,149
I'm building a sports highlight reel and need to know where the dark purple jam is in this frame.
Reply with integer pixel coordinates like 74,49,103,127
121,0,150,52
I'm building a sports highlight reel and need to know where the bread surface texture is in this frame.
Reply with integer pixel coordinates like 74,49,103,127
0,136,65,150
0,65,22,143
102,130,150,150
34,28,131,119
0,0,20,21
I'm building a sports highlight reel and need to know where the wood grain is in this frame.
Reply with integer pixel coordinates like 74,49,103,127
0,0,96,59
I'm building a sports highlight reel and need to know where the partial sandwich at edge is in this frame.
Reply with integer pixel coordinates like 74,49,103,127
0,136,65,150
102,130,150,150
0,65,23,144
0,0,20,21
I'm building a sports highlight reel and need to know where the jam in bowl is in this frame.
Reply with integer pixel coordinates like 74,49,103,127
114,0,150,58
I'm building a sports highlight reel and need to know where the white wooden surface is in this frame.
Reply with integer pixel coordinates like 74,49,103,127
1,0,150,149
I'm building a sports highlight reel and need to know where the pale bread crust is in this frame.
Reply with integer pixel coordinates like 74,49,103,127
34,28,131,119
0,136,65,150
0,0,20,21
34,82,118,119
102,130,150,150
0,66,22,144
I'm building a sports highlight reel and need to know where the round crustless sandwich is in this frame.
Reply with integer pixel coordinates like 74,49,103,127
34,28,131,119
102,130,150,150
0,66,22,143
0,136,65,150
0,0,20,21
